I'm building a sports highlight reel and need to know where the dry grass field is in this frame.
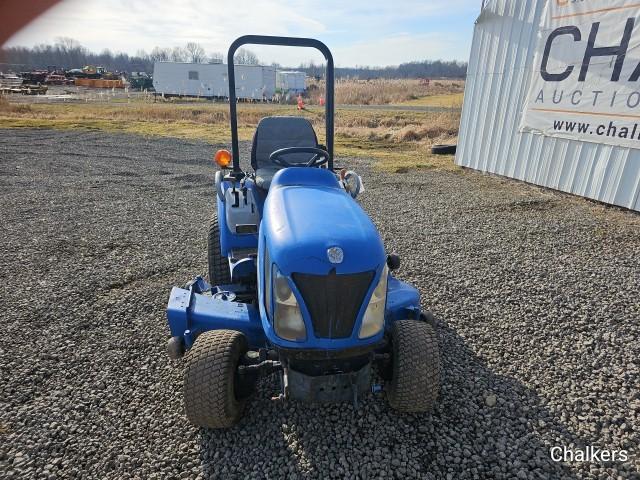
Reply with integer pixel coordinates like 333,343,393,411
0,78,463,170
400,92,464,107
306,78,464,106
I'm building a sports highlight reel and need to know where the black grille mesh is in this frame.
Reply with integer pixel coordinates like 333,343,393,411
292,270,374,339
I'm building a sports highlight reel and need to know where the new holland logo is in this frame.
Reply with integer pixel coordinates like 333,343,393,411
327,246,344,264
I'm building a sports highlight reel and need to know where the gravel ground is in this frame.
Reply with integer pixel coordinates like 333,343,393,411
0,128,638,480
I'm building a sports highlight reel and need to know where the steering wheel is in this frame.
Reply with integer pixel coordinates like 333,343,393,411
269,147,330,168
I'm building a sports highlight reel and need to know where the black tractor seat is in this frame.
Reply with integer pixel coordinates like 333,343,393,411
251,116,319,190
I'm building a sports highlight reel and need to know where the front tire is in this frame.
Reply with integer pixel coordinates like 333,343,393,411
387,320,440,412
207,214,231,285
183,330,248,429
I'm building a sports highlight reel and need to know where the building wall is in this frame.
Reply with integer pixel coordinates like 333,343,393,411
456,0,640,211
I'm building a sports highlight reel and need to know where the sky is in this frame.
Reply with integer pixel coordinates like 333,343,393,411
4,0,480,67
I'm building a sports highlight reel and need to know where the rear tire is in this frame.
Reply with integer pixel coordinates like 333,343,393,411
387,320,440,412
183,330,248,429
208,214,231,285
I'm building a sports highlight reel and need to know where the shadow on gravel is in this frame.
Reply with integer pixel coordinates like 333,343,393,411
197,321,590,480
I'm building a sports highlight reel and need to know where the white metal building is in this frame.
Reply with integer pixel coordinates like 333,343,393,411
456,0,640,211
152,62,276,100
276,71,306,93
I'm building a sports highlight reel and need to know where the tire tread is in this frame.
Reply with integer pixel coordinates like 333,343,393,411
183,330,246,429
208,214,231,285
387,320,440,412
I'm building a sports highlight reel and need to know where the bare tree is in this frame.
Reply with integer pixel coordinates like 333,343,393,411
54,37,82,52
50,37,86,68
150,47,171,62
234,48,259,65
208,51,224,64
185,42,206,63
170,46,188,62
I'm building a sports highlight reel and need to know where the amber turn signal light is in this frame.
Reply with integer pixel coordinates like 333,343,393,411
214,149,232,168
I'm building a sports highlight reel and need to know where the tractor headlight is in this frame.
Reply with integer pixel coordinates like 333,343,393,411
358,265,388,338
273,267,307,341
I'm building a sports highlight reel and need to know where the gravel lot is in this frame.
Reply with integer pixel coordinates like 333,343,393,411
0,128,638,480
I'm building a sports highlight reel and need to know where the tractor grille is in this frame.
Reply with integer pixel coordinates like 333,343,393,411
292,270,374,339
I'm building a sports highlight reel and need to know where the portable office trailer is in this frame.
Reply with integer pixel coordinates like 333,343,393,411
235,65,276,100
152,62,226,97
276,71,306,93
457,0,640,211
152,62,275,100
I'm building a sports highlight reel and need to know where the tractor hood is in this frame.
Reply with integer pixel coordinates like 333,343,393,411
262,168,385,276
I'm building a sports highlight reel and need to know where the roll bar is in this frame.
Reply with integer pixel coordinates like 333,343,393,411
226,35,335,172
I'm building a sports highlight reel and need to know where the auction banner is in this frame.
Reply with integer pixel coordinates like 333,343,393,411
521,0,640,148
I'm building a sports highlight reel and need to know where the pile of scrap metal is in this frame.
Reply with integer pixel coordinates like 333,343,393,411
0,72,22,89
74,77,125,88
20,68,73,86
20,70,47,84
1,65,134,93
20,84,48,95
71,65,126,88
128,72,153,91
45,73,70,85
0,72,48,95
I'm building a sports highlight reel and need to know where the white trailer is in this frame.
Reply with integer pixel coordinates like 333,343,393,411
152,62,275,100
234,65,276,100
276,71,306,93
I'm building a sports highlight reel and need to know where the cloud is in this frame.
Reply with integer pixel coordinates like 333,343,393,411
4,0,476,66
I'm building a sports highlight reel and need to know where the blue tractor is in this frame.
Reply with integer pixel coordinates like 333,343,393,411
166,36,440,428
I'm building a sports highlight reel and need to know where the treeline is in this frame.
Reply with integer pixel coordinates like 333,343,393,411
0,38,251,73
2,38,155,73
300,60,467,79
0,38,467,79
